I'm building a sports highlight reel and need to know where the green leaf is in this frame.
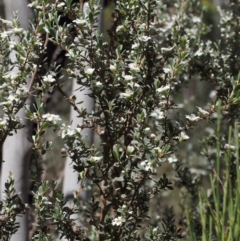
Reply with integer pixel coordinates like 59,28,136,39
113,144,120,161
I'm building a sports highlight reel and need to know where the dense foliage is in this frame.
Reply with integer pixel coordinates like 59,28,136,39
1,0,240,240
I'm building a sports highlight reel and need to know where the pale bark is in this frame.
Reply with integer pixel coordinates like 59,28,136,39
1,1,33,241
62,86,94,201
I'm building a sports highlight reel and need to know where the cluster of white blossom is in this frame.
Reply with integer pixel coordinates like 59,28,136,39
0,28,24,39
42,113,61,125
150,108,165,120
185,107,211,127
168,155,178,163
112,216,126,226
119,89,134,100
178,131,189,142
59,124,82,140
140,160,159,173
85,67,95,76
89,156,102,164
156,85,171,94
128,63,140,73
123,75,134,82
73,19,87,27
42,74,55,83
0,76,28,110
186,114,201,123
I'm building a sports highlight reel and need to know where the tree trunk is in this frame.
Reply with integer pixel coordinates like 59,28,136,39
62,86,94,201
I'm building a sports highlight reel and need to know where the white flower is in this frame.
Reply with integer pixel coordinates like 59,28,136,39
110,64,117,72
27,3,33,7
9,41,15,49
156,85,170,94
139,35,151,42
197,107,209,117
43,74,55,83
57,2,65,8
3,72,19,80
7,94,16,102
186,114,201,123
122,204,127,210
127,146,134,155
140,160,158,172
112,216,125,226
127,82,140,89
224,144,236,151
154,147,165,157
60,124,75,138
16,86,27,95
121,205,128,213
168,156,178,163
120,90,133,99
194,49,203,57
13,28,23,34
73,19,87,26
128,63,140,73
150,109,165,120
124,75,134,81
0,19,12,25
132,43,139,49
145,161,155,171
85,67,95,76
152,227,158,235
150,133,156,139
163,67,171,73
192,16,201,23
90,156,102,163
42,113,61,124
116,25,125,32
96,81,103,87
0,31,9,38
144,127,151,134
179,132,189,142
1,28,23,36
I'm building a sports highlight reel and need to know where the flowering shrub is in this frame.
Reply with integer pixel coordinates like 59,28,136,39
1,0,240,240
